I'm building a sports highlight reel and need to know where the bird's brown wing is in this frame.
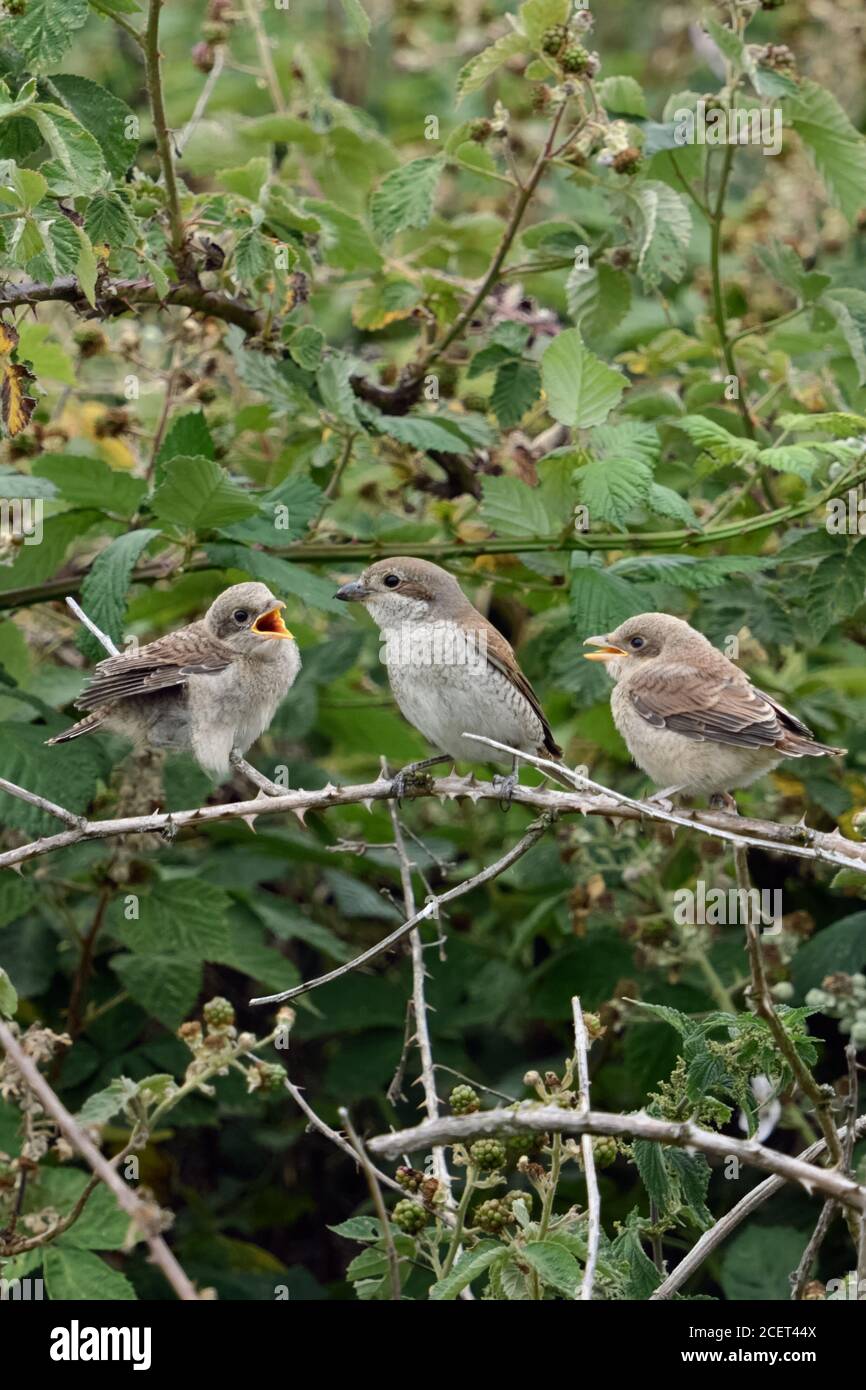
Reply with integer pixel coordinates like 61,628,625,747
75,625,234,710
627,664,824,750
479,618,563,758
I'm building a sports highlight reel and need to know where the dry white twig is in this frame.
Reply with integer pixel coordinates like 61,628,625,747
0,1019,200,1301
384,781,452,1202
571,997,600,1301
650,1116,866,1300
249,813,553,1006
367,1105,866,1212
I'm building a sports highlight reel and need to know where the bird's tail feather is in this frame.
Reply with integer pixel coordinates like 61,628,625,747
780,734,847,758
46,713,105,745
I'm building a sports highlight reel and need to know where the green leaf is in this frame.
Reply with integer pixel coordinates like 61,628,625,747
569,562,652,635
351,276,422,331
0,722,108,835
0,966,17,1019
72,224,97,307
33,454,146,515
566,263,632,340
647,483,701,526
756,445,818,480
305,199,383,273
456,29,527,100
519,0,569,46
340,0,370,43
792,912,866,998
112,953,201,1031
2,0,89,69
328,1215,383,1242
429,1241,503,1300
633,1139,673,1209
14,322,74,385
83,193,135,249
541,329,626,429
820,288,866,386
492,360,541,428
785,80,866,223
49,74,139,180
203,544,346,614
721,1225,809,1301
674,414,758,466
77,529,159,659
44,1247,136,1301
599,75,647,118
109,879,232,960
317,355,360,427
29,102,107,196
156,410,215,466
151,456,260,532
369,412,476,454
76,1076,139,1127
287,325,325,371
481,475,553,538
573,456,653,526
633,182,692,288
233,229,272,283
369,157,442,242
522,1240,582,1297
704,17,744,69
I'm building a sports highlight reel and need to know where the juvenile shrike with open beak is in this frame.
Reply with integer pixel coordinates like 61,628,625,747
48,582,300,780
335,557,562,798
585,612,845,806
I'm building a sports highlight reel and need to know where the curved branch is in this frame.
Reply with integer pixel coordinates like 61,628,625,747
650,1116,866,1300
365,1105,866,1213
1,768,864,877
0,275,264,336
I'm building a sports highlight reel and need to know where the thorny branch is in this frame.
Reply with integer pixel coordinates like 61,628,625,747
0,1019,201,1301
367,1105,866,1213
650,1115,866,1300
572,997,600,1301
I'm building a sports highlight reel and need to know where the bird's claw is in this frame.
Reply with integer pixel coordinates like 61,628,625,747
709,791,739,814
492,771,518,812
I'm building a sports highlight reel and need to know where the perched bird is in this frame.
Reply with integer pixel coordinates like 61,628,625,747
47,582,300,780
584,612,845,806
335,557,562,797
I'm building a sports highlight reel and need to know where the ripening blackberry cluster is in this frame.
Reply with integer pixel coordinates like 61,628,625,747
805,973,866,1048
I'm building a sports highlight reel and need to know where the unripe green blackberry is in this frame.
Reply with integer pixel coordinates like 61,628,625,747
203,996,235,1029
474,1198,513,1234
395,1165,425,1193
449,1084,480,1115
587,1135,618,1168
469,1138,507,1171
561,44,591,74
502,1187,532,1209
541,24,569,55
251,1063,286,1095
392,1199,428,1234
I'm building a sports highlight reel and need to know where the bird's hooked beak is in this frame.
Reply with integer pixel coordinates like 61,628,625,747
252,601,293,639
584,635,627,662
334,580,370,603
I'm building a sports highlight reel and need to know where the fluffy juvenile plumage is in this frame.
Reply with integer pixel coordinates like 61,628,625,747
335,557,561,770
48,582,300,779
584,612,845,798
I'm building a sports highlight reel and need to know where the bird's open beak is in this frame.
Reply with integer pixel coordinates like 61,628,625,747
583,635,627,662
334,580,370,602
252,602,293,639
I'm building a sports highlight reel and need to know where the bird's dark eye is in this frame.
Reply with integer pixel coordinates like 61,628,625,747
383,574,401,589
629,635,645,650
233,608,250,624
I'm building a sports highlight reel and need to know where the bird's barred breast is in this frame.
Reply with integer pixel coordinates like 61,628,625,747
385,628,544,763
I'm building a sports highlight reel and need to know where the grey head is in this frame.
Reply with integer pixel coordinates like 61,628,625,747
334,557,470,628
204,582,294,657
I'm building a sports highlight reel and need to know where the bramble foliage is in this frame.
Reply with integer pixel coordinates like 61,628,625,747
1,0,866,1301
